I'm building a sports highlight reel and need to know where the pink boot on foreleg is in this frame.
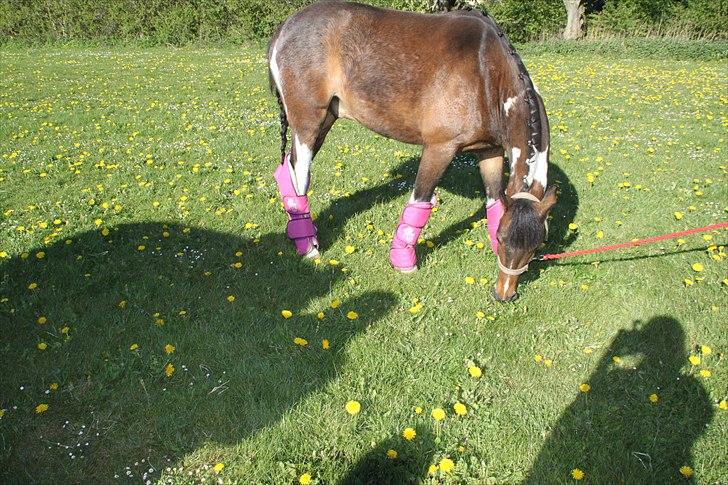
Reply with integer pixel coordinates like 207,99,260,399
273,153,319,258
389,197,436,272
486,199,504,253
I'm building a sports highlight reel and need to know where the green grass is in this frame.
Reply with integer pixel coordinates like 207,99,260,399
0,44,726,484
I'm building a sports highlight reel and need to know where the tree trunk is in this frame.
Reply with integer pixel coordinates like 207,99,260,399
563,0,586,40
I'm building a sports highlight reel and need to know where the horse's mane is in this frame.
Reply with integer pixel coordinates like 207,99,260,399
459,7,545,164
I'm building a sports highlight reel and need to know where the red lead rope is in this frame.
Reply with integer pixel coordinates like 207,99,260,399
537,221,728,261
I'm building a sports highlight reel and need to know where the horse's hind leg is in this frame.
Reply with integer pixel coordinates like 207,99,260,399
476,147,505,253
390,143,457,272
274,104,336,258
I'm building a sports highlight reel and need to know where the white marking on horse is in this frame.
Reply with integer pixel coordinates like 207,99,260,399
525,145,548,188
503,278,511,295
532,82,541,96
291,135,312,196
511,147,521,170
270,42,287,115
503,96,517,116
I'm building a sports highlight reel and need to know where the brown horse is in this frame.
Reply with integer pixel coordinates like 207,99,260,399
268,0,556,302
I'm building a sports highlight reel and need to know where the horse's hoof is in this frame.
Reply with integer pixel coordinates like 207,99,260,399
304,247,320,259
394,265,418,274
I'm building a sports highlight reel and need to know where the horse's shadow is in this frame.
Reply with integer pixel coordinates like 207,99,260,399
526,316,714,483
316,153,578,288
0,223,397,482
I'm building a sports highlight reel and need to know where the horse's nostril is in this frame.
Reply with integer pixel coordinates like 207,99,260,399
492,287,518,302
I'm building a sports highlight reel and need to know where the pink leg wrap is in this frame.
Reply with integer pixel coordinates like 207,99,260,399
389,198,435,272
486,199,504,253
274,153,319,257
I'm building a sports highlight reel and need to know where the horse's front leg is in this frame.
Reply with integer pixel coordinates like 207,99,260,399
390,143,457,272
476,147,505,253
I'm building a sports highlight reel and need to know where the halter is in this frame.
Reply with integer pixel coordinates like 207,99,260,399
496,191,540,276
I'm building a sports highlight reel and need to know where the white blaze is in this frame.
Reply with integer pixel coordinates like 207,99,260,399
270,42,286,115
511,147,521,170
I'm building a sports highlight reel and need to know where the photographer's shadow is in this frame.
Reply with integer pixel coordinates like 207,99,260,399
526,316,714,483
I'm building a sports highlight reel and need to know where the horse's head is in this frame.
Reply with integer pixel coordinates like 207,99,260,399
492,186,557,301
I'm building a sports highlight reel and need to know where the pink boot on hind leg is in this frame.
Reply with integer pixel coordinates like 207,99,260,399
389,198,435,273
274,153,319,258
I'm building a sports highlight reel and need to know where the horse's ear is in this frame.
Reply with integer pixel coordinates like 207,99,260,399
537,185,557,218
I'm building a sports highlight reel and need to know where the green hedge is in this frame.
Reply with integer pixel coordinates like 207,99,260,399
0,0,725,45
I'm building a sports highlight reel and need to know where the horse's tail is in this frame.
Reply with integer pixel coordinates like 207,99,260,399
268,23,288,162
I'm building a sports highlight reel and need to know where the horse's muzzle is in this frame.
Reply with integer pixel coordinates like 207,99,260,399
492,287,518,302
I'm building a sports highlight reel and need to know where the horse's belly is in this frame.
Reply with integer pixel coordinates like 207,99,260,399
337,96,424,145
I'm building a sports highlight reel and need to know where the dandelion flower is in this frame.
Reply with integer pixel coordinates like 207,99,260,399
28,282,38,290
37,316,47,325
453,402,467,416
299,473,312,485
571,468,585,480
346,311,358,320
227,295,235,302
402,427,416,441
700,345,712,355
719,400,727,410
165,363,175,377
386,449,398,459
534,354,543,363
35,403,49,414
699,369,711,378
464,276,475,284
431,408,445,421
330,298,341,309
281,309,293,319
612,355,622,364
213,463,224,474
649,393,659,403
579,383,590,393
322,339,330,350
164,344,175,354
674,212,684,220
688,355,701,365
345,400,361,415
293,337,308,347
317,311,325,320
130,343,139,351
409,303,423,314
49,383,58,391
345,245,355,254
414,406,423,414
439,458,454,473
428,464,438,475
679,466,693,478
468,366,482,378
37,342,47,351
568,223,578,231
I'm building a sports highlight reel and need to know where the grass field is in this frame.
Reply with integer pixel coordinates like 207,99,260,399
0,44,726,484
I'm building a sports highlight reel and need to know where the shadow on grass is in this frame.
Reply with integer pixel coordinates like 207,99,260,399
338,425,435,485
317,154,578,289
0,223,397,482
526,316,714,483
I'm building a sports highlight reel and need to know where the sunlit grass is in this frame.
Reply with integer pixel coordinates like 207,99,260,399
0,45,726,483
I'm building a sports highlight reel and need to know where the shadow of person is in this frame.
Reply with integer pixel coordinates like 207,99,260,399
338,425,435,485
526,316,714,483
0,223,397,483
315,154,578,289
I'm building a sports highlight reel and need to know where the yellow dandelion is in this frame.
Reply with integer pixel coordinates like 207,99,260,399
691,262,703,272
468,366,482,378
408,303,423,314
386,449,398,459
28,282,38,290
534,354,543,363
293,337,308,347
544,359,553,367
130,343,139,351
164,363,175,377
689,355,701,365
37,316,47,325
37,342,47,351
439,458,454,473
322,339,330,350
414,406,423,414
699,369,711,378
428,464,439,475
579,383,590,393
679,466,693,478
649,393,659,403
299,473,312,485
330,298,341,309
345,245,355,254
402,427,416,441
346,311,358,320
227,295,235,302
718,400,727,410
36,251,46,259
35,403,49,414
164,344,175,354
700,345,712,355
213,463,224,474
571,468,585,480
345,400,361,415
464,276,475,284
612,355,622,364
674,212,684,220
453,402,467,416
568,223,578,231
281,309,293,319
431,408,445,421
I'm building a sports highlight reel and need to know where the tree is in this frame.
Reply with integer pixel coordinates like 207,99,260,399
563,0,586,39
